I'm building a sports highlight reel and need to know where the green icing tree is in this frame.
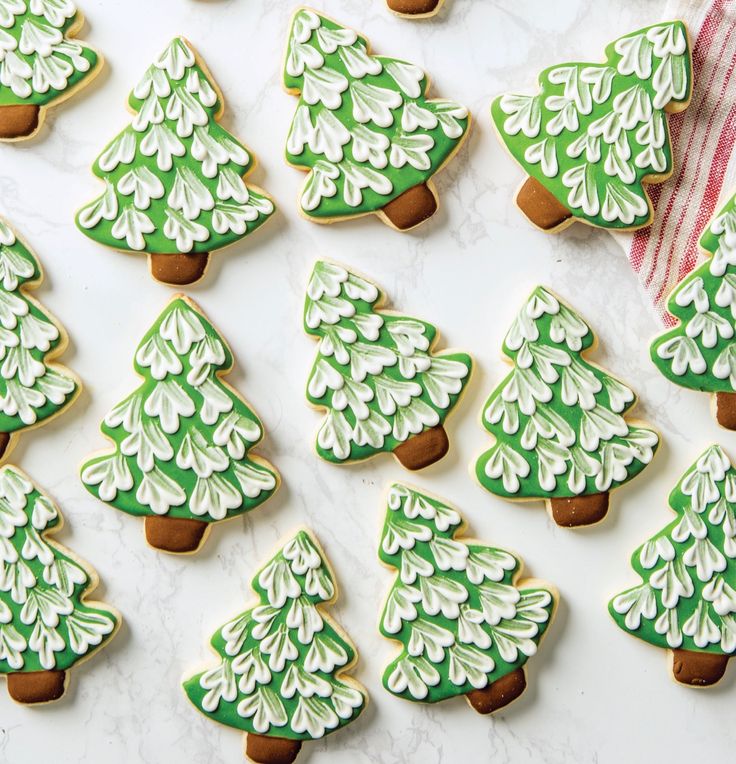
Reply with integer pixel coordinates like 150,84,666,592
380,484,556,714
305,260,472,470
475,286,659,527
284,8,469,230
0,0,100,140
76,37,274,286
0,465,118,704
81,296,279,555
184,530,367,764
0,218,78,462
610,445,736,687
652,190,736,430
491,22,691,232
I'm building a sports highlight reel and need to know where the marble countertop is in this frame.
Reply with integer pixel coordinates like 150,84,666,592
0,0,732,762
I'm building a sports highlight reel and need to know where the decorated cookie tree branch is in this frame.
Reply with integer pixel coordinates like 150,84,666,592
184,530,367,764
475,286,659,527
379,484,556,713
385,0,445,18
81,296,279,555
0,1,101,140
0,218,78,462
0,466,118,704
610,446,736,687
652,190,736,430
76,37,274,286
491,22,692,232
305,260,472,470
284,8,469,231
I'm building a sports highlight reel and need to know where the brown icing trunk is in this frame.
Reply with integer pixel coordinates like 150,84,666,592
516,176,573,231
381,183,438,230
466,668,527,714
246,733,303,764
149,252,210,285
549,492,609,528
7,670,67,704
715,392,736,430
672,649,729,687
0,104,40,140
387,0,441,14
393,425,449,470
144,516,209,554
0,432,10,461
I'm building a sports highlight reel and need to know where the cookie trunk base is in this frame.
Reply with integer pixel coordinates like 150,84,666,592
0,432,10,461
144,516,209,553
715,392,736,430
387,0,441,13
549,492,609,527
516,177,573,231
672,649,729,686
466,668,527,714
0,104,40,140
149,252,210,285
246,733,303,764
393,425,449,470
7,670,66,704
381,183,438,230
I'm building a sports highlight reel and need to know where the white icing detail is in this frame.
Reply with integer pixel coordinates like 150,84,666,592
111,206,155,251
301,66,347,110
498,94,541,138
117,167,165,211
350,80,402,128
338,41,380,79
77,181,118,230
385,60,424,99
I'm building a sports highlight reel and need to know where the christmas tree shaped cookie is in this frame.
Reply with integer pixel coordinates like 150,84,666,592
0,465,119,704
386,0,444,18
652,190,736,430
380,484,556,713
284,8,469,231
491,22,692,232
184,529,367,764
76,37,274,286
610,446,736,687
305,260,472,470
0,218,78,462
475,286,659,527
81,296,279,555
0,1,101,141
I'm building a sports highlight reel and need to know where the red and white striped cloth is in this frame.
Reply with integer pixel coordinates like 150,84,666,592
621,0,736,325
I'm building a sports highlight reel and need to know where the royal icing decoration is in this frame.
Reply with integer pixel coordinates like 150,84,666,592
651,190,736,430
183,530,367,747
380,484,555,709
305,260,472,470
0,466,117,697
610,446,736,686
80,296,279,554
491,22,691,231
0,218,77,461
284,9,469,229
475,286,659,527
76,37,274,284
0,0,100,139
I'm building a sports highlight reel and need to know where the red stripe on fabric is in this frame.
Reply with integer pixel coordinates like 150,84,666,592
629,4,722,272
652,23,736,299
676,101,736,281
642,10,734,290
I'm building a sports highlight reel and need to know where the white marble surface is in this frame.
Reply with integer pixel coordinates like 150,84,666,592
0,0,733,762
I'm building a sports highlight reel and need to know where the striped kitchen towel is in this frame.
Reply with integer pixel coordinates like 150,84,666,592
623,0,736,325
